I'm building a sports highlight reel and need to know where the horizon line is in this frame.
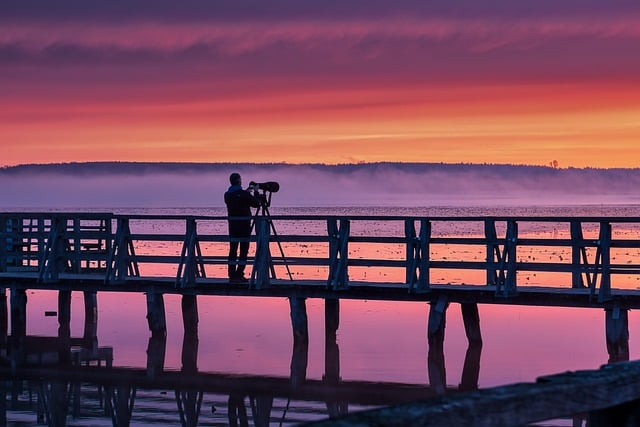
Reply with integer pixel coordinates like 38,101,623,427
0,160,631,171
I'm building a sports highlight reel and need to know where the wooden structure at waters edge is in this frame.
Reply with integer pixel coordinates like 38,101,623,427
3,212,640,423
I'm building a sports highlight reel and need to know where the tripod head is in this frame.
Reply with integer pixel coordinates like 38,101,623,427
248,181,279,209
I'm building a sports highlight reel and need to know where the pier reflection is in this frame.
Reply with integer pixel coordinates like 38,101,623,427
0,291,490,426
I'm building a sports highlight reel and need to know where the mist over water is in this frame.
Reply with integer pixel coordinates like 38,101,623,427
2,163,640,209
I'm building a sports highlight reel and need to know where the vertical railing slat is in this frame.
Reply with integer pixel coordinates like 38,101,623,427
598,221,612,302
327,218,349,290
570,220,584,288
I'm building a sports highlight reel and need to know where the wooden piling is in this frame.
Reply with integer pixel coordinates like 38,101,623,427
83,291,98,351
109,385,135,426
0,289,7,356
461,303,482,345
228,394,249,427
460,303,482,391
460,342,482,392
146,335,167,379
58,290,72,363
10,288,27,365
428,297,448,394
44,381,70,427
325,298,348,417
252,396,274,427
325,299,340,384
181,295,199,373
605,306,629,363
290,296,309,387
0,380,6,427
146,292,167,338
176,300,201,425
588,399,640,427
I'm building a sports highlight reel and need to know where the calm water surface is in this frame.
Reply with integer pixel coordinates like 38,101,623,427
5,205,640,425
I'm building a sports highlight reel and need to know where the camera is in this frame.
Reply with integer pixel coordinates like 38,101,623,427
248,181,280,193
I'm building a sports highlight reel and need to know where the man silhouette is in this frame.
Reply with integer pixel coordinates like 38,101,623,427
224,172,260,283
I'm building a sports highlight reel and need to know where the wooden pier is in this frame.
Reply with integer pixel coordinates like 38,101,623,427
3,211,640,424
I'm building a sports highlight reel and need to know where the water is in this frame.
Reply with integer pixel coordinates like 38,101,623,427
4,205,640,425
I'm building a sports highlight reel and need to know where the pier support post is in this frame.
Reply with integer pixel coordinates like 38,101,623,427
83,291,98,351
181,295,199,372
10,289,27,366
146,334,167,379
461,303,482,345
325,299,340,384
460,303,482,391
176,316,203,427
146,292,167,338
428,296,448,394
289,297,309,388
0,289,7,358
0,381,5,427
108,385,135,427
605,306,629,363
40,381,70,427
588,400,640,427
146,292,167,378
325,298,348,417
251,396,274,427
58,290,72,363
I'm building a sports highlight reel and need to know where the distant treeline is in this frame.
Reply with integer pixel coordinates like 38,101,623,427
1,161,637,176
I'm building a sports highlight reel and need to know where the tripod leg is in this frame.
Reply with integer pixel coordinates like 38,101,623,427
272,226,292,281
263,208,293,281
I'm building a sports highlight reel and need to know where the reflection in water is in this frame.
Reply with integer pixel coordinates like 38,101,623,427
0,290,487,425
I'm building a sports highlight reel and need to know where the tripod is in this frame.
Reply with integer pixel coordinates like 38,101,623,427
250,190,293,281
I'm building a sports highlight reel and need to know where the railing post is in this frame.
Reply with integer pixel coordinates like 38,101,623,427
106,218,139,284
485,220,499,286
405,220,416,285
327,218,350,290
598,222,612,302
176,218,206,289
406,219,431,293
505,220,518,295
418,220,431,291
39,216,70,283
73,218,82,274
570,221,585,288
251,217,271,289
495,220,518,297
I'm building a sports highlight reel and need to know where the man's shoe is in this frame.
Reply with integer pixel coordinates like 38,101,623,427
230,276,249,284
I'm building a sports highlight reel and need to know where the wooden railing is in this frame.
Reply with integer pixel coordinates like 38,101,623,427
2,212,640,301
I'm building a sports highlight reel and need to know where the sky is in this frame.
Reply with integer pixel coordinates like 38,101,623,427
2,1,640,168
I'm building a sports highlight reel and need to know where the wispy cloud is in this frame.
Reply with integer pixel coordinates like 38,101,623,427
2,17,640,58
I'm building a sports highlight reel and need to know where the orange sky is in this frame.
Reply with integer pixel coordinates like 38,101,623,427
2,4,640,168
3,81,640,167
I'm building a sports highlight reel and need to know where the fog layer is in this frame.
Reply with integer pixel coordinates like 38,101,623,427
1,163,639,208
